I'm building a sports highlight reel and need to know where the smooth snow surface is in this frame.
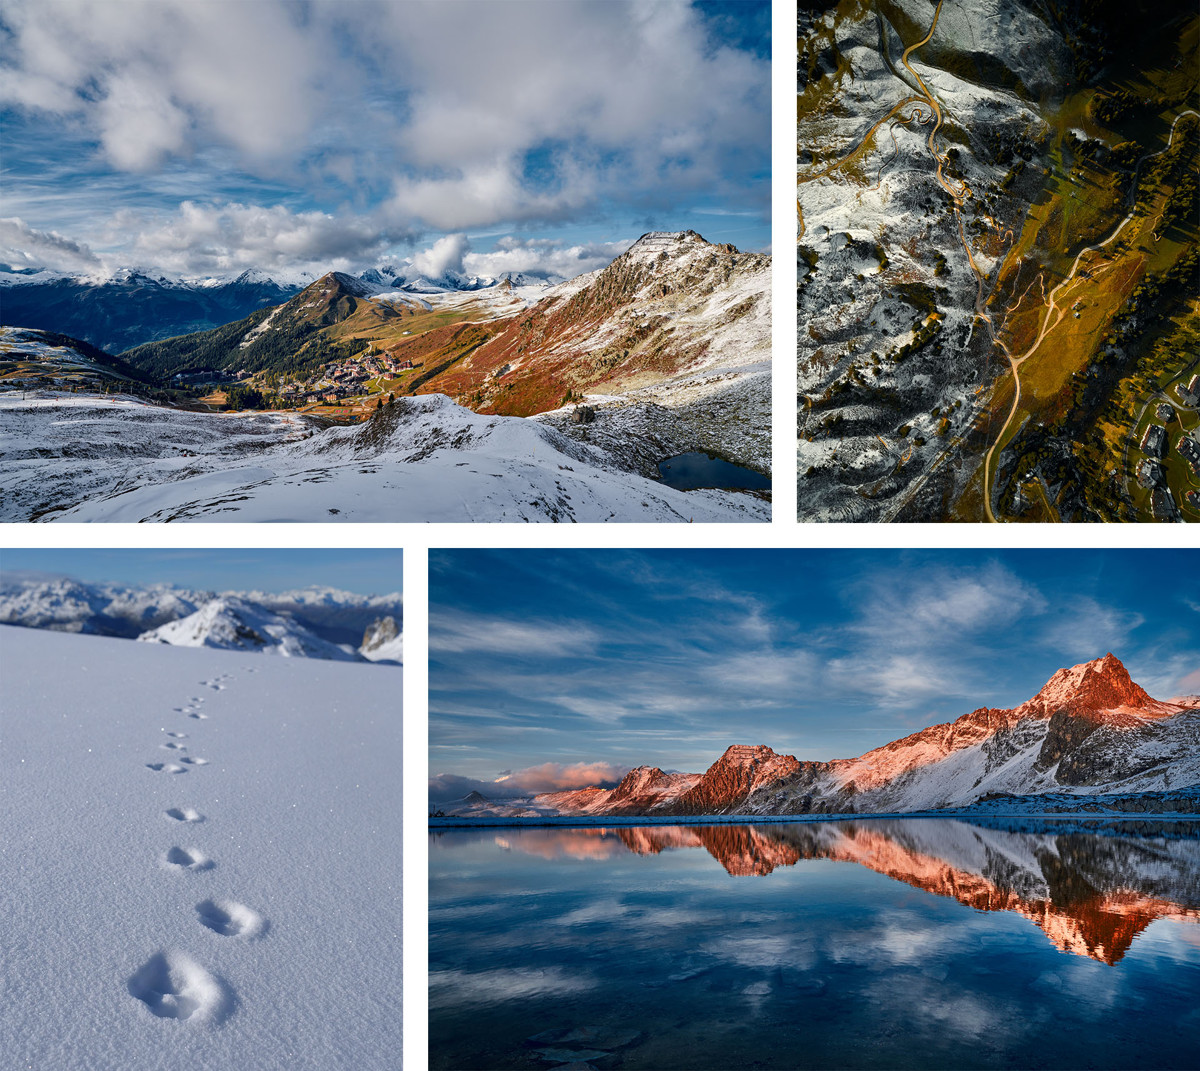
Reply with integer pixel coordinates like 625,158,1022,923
1,627,402,1070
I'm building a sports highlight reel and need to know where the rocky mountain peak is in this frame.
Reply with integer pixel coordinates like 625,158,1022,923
661,744,802,815
361,614,399,652
1023,654,1157,720
610,765,667,799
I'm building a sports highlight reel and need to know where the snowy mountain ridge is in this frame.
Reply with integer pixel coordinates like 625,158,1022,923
137,596,364,661
0,573,402,662
1,390,766,522
452,655,1199,818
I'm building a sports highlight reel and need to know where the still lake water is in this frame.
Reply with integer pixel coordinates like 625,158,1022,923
429,819,1200,1070
656,452,771,492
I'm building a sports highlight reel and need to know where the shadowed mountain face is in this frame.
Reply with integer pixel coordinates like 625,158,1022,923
0,271,302,353
502,819,1200,964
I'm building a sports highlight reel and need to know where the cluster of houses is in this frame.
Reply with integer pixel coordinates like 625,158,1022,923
274,348,418,407
1133,395,1200,521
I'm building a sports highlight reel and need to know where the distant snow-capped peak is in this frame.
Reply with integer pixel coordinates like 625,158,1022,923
137,596,362,661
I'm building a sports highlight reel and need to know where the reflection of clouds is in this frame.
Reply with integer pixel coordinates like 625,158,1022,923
429,967,596,1009
551,899,632,927
501,830,627,862
1033,959,1127,1019
701,934,814,971
823,909,976,969
861,974,1019,1043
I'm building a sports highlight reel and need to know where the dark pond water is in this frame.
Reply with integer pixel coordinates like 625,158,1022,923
657,452,771,491
429,818,1200,1070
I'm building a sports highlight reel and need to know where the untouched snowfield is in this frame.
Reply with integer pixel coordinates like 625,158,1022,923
1,627,403,1070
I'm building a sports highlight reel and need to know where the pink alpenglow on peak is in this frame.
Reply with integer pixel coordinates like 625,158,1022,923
440,655,1200,819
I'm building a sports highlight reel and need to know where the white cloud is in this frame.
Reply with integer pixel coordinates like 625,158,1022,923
411,233,470,279
431,611,598,658
0,217,103,272
114,201,401,276
850,560,1047,644
1042,597,1144,661
0,1,768,233
462,237,633,281
385,162,593,232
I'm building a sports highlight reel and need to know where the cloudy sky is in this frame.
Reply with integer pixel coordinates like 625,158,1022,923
0,0,770,281
428,549,1200,801
0,548,402,596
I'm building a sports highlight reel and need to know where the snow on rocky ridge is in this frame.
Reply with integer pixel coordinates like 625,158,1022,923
0,390,767,522
448,655,1199,818
137,597,364,661
0,574,402,663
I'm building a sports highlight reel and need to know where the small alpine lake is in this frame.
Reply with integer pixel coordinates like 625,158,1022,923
656,452,771,492
429,817,1200,1070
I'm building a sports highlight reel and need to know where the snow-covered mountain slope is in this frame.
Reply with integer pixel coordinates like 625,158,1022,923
238,588,403,648
0,391,768,522
536,766,702,816
0,327,152,395
437,791,566,819
748,653,1200,813
138,597,363,661
359,615,403,664
516,655,1200,818
796,0,1074,521
0,625,402,1070
418,230,771,474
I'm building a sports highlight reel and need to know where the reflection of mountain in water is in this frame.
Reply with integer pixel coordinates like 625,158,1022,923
506,820,1200,964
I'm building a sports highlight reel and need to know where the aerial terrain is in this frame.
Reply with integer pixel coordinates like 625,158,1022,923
1,613,403,1069
1,233,770,522
435,654,1200,818
798,0,1199,521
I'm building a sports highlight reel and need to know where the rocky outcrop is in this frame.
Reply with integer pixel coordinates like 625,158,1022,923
361,614,399,653
661,745,802,814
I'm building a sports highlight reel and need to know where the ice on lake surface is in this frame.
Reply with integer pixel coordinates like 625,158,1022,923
429,819,1200,1070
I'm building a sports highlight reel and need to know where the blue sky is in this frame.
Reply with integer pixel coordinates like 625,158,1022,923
0,548,401,597
0,0,770,281
429,549,1200,801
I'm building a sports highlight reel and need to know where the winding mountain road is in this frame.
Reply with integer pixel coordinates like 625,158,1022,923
982,108,1200,522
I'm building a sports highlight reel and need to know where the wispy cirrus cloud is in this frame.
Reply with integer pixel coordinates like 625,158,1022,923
431,610,599,658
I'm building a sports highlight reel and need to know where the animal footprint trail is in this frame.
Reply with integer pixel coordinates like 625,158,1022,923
133,673,262,1026
161,847,214,872
196,900,266,939
128,951,227,1022
165,807,204,823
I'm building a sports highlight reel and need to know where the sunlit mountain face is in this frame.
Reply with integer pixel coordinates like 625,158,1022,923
493,820,1200,964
